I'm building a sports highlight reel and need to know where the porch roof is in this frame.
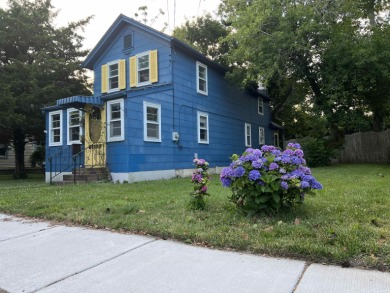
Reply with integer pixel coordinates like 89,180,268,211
56,96,103,108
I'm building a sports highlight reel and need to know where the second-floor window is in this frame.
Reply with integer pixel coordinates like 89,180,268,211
137,52,150,85
130,50,158,88
258,97,264,115
101,60,126,93
108,61,119,91
196,61,208,95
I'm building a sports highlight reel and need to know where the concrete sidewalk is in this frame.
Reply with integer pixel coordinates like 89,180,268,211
0,214,389,293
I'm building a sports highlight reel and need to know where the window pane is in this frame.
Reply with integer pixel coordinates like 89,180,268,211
200,129,207,140
147,123,159,139
138,55,149,70
69,127,80,141
198,66,206,79
111,103,121,119
109,63,118,77
147,107,158,122
0,146,6,157
200,116,207,128
53,129,61,142
110,121,121,137
139,69,150,83
69,111,79,126
199,79,206,92
52,114,60,128
109,76,118,89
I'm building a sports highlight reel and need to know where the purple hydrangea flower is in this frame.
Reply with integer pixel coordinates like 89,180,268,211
311,181,323,190
252,149,262,156
221,177,232,187
294,149,304,157
249,170,261,181
220,167,233,178
269,163,279,171
291,156,302,165
233,166,245,178
300,181,310,189
281,155,292,164
271,149,282,156
281,181,289,190
261,145,276,153
252,159,263,169
283,149,294,156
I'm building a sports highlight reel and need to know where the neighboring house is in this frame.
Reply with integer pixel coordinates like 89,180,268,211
43,14,281,183
0,142,37,171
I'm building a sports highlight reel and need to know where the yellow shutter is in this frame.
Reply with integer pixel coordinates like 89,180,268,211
119,59,126,90
150,50,158,83
129,56,137,87
101,64,108,93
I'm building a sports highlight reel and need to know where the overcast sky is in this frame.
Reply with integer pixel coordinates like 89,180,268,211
0,0,221,50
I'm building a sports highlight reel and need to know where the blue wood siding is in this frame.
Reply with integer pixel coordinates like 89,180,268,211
93,25,172,96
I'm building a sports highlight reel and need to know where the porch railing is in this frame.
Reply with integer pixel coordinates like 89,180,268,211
48,147,73,185
72,142,106,183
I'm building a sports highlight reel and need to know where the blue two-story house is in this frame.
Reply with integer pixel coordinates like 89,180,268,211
43,14,281,183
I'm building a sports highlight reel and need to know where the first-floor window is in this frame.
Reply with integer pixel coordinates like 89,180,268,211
67,108,82,145
259,127,265,145
107,99,124,142
245,123,252,147
0,144,7,158
274,132,280,147
49,110,62,146
143,102,161,142
198,112,209,144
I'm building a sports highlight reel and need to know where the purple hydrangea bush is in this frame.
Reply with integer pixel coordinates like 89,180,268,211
190,158,211,210
220,143,323,215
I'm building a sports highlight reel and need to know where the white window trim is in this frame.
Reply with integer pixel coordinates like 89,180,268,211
107,60,120,93
143,101,161,142
49,110,62,147
136,51,151,87
67,108,82,145
197,112,209,144
196,61,208,95
258,97,264,115
245,123,252,147
259,126,265,145
107,99,125,142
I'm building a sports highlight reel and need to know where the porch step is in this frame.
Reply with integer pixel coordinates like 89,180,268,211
63,167,109,184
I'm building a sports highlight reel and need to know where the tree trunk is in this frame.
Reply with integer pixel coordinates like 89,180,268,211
13,129,27,179
372,111,383,132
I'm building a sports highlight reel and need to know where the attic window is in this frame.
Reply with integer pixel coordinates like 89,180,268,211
123,33,133,50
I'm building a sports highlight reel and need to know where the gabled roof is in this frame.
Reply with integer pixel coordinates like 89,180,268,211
81,14,228,73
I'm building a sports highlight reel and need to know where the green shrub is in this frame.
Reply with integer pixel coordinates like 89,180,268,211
299,137,334,167
220,144,323,216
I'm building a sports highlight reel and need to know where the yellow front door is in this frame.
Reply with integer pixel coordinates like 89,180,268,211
84,105,106,167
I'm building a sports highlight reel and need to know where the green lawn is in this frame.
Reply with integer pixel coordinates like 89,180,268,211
0,164,389,270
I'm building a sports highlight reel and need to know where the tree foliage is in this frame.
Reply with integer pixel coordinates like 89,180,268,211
218,0,390,138
0,0,92,178
173,14,229,65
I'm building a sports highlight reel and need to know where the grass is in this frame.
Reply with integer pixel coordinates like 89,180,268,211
0,164,389,271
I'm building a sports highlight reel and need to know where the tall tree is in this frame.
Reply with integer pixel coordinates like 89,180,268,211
0,0,92,178
218,0,390,137
173,14,229,65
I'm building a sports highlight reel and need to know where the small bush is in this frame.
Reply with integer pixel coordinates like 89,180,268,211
190,158,211,210
30,146,45,168
299,137,334,167
220,144,323,216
